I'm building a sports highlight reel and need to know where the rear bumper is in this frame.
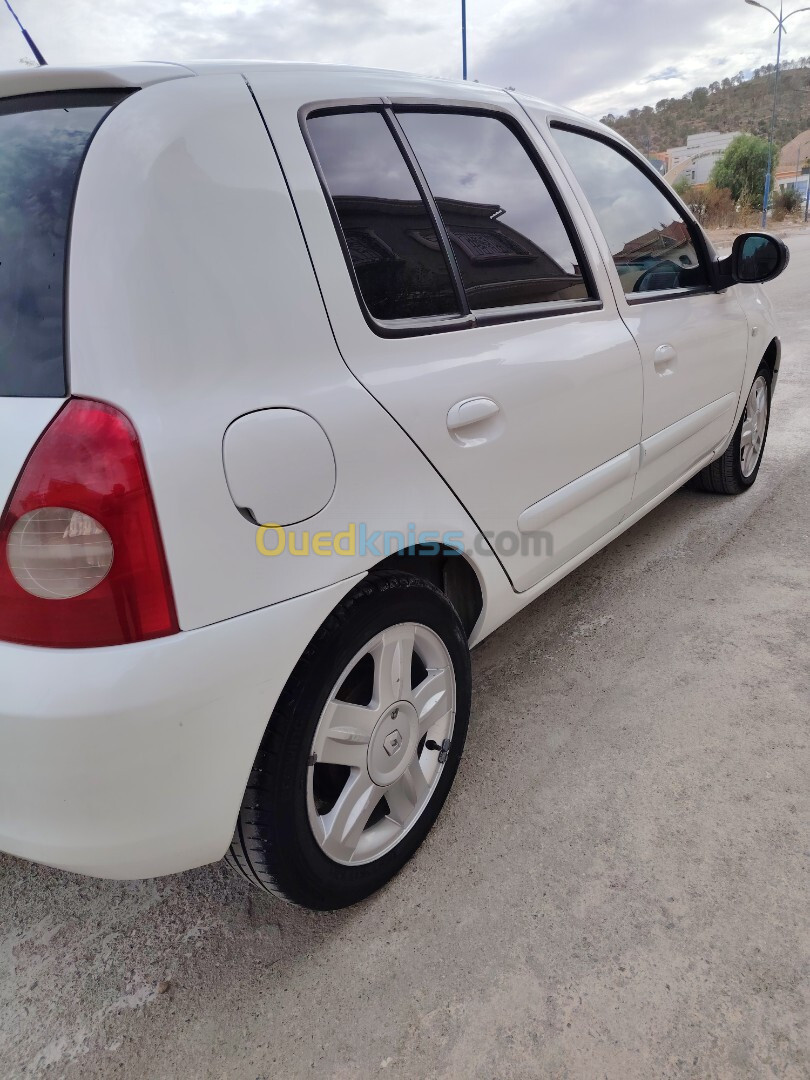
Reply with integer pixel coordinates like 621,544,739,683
0,576,359,879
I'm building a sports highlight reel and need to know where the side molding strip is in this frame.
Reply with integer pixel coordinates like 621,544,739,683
517,447,639,535
641,393,737,467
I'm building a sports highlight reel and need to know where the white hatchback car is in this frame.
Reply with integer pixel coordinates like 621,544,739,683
0,61,787,909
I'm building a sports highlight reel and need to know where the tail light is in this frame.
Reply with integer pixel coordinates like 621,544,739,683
0,399,179,648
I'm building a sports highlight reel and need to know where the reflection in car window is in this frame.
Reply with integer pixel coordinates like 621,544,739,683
552,127,708,296
307,111,460,321
396,111,591,310
0,99,114,397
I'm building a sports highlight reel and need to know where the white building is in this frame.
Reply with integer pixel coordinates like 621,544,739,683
775,129,810,200
666,131,742,185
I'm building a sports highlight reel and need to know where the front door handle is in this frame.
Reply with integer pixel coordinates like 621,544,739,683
447,396,500,431
653,343,677,375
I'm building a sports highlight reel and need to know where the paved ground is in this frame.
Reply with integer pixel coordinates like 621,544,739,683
2,239,809,1080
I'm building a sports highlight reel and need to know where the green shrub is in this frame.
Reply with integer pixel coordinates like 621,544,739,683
772,186,803,218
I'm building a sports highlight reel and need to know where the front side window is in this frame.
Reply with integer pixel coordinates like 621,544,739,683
307,110,460,321
397,111,590,310
552,126,708,297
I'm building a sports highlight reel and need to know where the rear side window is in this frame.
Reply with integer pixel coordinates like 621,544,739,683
0,92,124,397
552,126,708,296
396,111,590,310
307,110,461,321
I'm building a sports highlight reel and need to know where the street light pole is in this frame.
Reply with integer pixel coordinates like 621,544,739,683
461,0,468,80
745,0,810,227
762,1,784,226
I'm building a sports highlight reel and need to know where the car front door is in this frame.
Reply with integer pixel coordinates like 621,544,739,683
251,74,643,593
536,114,750,512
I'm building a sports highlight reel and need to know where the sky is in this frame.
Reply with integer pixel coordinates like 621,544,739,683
4,0,810,120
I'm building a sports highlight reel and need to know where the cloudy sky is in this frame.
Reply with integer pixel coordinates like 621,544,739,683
4,0,810,119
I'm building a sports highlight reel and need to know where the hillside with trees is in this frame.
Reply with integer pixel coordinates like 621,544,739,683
602,61,810,153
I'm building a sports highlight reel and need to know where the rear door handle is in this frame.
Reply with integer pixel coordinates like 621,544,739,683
653,344,677,375
447,397,500,431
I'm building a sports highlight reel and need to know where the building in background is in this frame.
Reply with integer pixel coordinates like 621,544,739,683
665,131,742,186
645,152,668,176
774,129,810,200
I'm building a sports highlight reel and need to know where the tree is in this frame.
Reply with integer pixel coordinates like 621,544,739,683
711,134,773,205
672,176,695,200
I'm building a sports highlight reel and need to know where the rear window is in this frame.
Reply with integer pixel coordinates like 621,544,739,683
0,91,125,397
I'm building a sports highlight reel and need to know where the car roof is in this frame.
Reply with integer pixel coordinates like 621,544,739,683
0,59,612,141
0,58,535,104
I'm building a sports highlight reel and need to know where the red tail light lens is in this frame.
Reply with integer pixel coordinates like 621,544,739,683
0,398,179,648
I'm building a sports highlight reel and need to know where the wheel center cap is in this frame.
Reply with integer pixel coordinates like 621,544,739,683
367,701,419,786
383,729,403,756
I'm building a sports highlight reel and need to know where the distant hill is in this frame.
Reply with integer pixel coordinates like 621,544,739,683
602,62,810,154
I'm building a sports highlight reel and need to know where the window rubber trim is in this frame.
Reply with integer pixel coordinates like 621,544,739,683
382,107,471,318
300,101,603,339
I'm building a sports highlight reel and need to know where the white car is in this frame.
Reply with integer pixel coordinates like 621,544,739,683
0,61,787,910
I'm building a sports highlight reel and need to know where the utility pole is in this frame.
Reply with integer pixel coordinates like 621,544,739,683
461,0,468,80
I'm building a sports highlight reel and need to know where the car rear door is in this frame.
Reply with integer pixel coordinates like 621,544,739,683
250,74,643,593
533,111,750,511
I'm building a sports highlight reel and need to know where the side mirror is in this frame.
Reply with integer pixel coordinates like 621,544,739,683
717,232,790,288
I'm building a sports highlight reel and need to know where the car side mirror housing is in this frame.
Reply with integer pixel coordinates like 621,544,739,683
716,232,790,289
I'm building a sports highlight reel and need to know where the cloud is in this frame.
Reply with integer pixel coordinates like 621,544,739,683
643,67,682,84
3,0,810,121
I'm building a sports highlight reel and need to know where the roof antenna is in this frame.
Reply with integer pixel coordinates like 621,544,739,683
3,0,47,65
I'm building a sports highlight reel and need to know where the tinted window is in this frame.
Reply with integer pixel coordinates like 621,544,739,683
396,111,590,310
552,127,708,296
308,111,460,321
0,94,120,397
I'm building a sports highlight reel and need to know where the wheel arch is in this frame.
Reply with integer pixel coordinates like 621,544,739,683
370,545,484,640
761,337,781,391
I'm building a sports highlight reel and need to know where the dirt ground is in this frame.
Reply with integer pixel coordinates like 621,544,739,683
1,240,808,1080
706,217,810,250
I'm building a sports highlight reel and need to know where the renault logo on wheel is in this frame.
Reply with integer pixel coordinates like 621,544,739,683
383,730,402,756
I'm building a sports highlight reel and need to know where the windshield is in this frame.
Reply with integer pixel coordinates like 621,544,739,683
0,91,125,397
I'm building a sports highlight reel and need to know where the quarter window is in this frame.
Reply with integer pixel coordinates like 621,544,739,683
0,93,123,397
397,111,590,310
307,110,460,321
552,126,708,296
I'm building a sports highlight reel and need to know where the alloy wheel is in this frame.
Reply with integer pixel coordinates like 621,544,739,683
307,622,456,866
740,374,769,478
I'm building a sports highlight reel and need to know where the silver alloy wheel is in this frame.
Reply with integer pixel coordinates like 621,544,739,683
740,375,769,478
307,622,456,866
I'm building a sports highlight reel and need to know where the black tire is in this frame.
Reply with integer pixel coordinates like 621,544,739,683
226,571,471,910
692,363,772,495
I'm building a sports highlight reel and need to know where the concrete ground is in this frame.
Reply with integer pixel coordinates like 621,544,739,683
2,240,809,1080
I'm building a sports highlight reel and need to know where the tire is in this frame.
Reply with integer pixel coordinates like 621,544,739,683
692,364,771,495
226,571,471,910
